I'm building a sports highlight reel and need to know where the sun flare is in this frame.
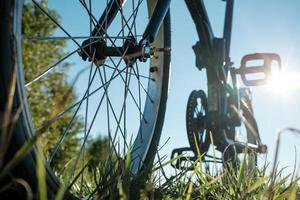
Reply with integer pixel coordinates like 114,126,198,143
266,69,300,95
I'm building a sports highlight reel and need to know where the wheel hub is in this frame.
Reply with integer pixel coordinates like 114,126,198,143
79,36,142,65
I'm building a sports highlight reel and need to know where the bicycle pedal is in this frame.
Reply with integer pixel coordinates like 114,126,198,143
170,147,197,170
258,144,267,154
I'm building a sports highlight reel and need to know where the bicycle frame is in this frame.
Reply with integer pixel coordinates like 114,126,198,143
185,0,236,140
94,0,261,152
94,0,231,110
185,0,270,154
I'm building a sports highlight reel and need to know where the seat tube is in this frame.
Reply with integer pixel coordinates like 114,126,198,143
206,66,221,127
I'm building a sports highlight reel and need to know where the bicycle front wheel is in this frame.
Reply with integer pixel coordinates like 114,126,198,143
0,0,170,198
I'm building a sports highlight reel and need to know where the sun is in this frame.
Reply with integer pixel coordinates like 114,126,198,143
266,68,300,95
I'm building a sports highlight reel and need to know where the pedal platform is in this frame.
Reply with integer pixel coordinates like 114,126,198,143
242,142,268,154
232,53,282,86
257,144,268,154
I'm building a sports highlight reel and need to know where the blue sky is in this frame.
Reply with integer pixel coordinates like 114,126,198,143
46,0,300,174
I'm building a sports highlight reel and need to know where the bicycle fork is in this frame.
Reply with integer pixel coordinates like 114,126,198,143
79,0,171,63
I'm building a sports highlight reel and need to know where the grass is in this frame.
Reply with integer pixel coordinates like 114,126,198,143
154,159,299,200
29,145,300,200
0,70,299,199
1,118,300,199
1,143,300,200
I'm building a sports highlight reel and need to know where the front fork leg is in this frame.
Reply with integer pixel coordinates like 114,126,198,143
80,0,171,61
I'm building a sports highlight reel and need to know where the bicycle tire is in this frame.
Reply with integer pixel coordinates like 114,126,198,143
0,0,171,199
240,88,259,168
224,89,259,170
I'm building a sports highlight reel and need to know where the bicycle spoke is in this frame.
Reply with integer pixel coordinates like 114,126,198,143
48,65,98,163
119,0,125,43
78,0,133,65
104,64,154,81
132,0,138,37
78,0,121,56
101,63,118,158
68,51,131,187
79,0,143,47
68,65,140,192
32,0,85,54
79,38,94,193
67,84,107,188
122,64,133,155
114,0,144,44
134,61,143,140
23,35,141,40
50,36,133,161
117,0,144,38
115,0,144,41
37,64,132,136
131,65,154,103
78,0,112,35
107,58,148,123
25,38,103,87
68,161,90,193
25,50,76,87
97,67,128,150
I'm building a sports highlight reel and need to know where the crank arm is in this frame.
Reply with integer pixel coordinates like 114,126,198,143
222,132,267,154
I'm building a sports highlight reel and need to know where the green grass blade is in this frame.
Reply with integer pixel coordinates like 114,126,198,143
0,134,38,180
36,145,47,200
246,177,268,194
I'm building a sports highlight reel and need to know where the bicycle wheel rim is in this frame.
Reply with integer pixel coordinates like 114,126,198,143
4,0,171,198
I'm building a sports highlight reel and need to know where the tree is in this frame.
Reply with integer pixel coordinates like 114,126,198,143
22,1,82,172
87,136,110,168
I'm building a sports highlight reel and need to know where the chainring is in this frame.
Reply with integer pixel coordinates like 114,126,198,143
186,90,210,156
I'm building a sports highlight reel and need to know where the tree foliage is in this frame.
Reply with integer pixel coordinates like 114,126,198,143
86,136,110,167
22,1,111,174
22,1,109,177
22,1,82,171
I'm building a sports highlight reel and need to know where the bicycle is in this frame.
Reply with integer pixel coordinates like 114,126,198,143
0,0,281,199
170,0,281,171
